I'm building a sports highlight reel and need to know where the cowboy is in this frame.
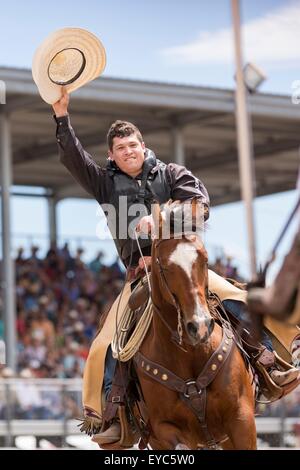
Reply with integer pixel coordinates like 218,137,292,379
247,230,300,368
52,88,299,445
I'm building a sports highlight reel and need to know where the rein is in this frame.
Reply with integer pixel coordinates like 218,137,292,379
152,233,208,349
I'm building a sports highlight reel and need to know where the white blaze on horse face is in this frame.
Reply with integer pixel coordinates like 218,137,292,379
169,243,198,279
169,242,209,336
193,302,210,337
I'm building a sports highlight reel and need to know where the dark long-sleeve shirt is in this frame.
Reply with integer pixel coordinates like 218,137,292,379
55,115,210,207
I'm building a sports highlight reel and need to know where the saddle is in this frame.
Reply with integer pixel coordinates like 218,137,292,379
128,277,150,311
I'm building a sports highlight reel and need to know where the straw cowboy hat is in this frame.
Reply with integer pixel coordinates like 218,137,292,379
32,27,106,104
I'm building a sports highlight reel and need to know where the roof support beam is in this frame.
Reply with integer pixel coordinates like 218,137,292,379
172,126,185,166
187,138,300,172
0,111,17,371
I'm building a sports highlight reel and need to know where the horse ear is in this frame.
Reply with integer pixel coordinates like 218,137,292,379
191,198,205,231
152,201,163,239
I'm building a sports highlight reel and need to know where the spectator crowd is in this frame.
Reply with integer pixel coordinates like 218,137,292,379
0,244,124,381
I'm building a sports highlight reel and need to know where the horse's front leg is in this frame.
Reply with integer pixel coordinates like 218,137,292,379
149,423,191,450
149,437,189,450
223,404,257,450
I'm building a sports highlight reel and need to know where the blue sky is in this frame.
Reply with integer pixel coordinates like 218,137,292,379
1,0,298,91
1,0,300,279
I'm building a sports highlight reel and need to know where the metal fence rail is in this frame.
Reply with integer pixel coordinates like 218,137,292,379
0,378,82,446
0,417,299,436
1,378,300,448
0,419,80,436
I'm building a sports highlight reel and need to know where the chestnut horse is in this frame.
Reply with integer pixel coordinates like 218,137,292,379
134,202,256,450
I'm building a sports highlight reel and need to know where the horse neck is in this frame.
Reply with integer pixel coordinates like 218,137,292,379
150,264,179,341
151,270,173,335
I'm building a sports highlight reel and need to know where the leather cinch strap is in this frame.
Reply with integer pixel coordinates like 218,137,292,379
134,324,234,447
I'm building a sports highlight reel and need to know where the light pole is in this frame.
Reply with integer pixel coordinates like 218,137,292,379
231,0,263,279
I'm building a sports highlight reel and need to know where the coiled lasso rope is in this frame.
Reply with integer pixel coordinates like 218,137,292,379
111,281,153,362
111,228,154,362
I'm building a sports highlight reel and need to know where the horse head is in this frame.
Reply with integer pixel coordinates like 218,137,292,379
151,199,214,346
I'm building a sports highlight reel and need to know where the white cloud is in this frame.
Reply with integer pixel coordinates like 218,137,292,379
161,2,300,66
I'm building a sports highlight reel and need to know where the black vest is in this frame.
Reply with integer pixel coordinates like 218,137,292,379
105,149,171,266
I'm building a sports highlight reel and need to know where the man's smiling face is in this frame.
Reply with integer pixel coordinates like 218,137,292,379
108,134,145,178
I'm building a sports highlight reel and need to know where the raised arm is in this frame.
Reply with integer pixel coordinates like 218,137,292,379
52,88,111,203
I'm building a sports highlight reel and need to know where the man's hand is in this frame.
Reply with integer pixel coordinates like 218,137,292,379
52,87,69,117
136,215,154,236
134,256,152,277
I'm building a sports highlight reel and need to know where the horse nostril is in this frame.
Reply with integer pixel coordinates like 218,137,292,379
187,321,199,338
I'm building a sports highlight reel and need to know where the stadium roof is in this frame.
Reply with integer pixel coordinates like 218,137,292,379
1,66,300,205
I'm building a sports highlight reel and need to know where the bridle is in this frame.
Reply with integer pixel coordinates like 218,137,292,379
151,232,209,349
